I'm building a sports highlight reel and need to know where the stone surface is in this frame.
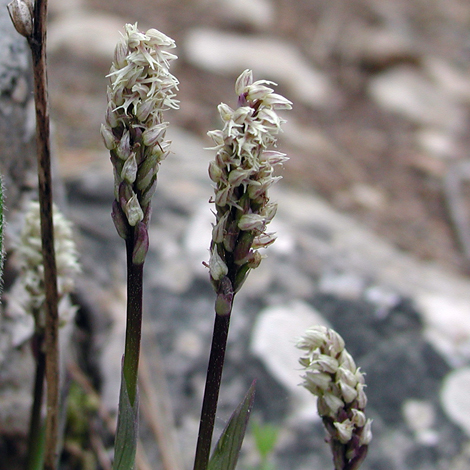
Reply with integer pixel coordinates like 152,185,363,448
5,1,470,468
183,28,333,107
63,125,470,470
368,65,464,131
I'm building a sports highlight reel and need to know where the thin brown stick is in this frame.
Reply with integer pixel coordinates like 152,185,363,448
139,346,184,470
28,1,60,468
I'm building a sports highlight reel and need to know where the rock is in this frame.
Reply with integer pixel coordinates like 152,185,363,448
440,367,470,436
183,28,333,107
416,293,470,367
415,127,457,160
318,271,366,299
348,24,418,69
215,0,275,29
402,399,438,446
62,125,470,469
48,10,125,61
368,65,465,131
424,57,470,104
250,300,329,421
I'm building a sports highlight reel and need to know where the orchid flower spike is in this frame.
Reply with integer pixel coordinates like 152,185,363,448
17,201,80,330
297,325,372,470
207,69,292,314
101,23,179,263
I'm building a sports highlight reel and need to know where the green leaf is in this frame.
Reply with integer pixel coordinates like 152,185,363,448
251,420,279,461
113,372,139,470
208,381,256,470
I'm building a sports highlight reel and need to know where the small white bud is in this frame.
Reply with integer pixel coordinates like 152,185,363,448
336,367,358,389
303,371,331,393
101,124,117,150
238,213,266,232
209,245,228,281
356,383,368,409
321,392,343,416
124,193,144,226
334,419,354,444
338,381,358,404
116,130,131,160
359,419,373,446
338,350,357,372
235,69,253,96
351,409,367,427
121,153,138,184
313,354,339,374
212,211,230,244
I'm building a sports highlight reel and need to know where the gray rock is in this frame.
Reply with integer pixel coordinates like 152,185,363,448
183,28,334,107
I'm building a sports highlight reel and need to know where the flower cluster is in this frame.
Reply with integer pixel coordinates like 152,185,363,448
101,23,178,263
297,325,372,470
207,69,291,314
17,201,80,330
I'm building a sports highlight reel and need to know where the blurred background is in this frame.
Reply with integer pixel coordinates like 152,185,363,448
4,0,470,469
48,0,470,274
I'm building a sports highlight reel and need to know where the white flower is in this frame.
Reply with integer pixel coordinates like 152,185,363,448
103,23,178,231
17,201,80,328
334,419,355,444
209,245,228,281
297,324,372,456
359,419,373,446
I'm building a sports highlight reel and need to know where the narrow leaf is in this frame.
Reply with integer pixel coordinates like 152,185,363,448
113,369,139,470
208,381,256,470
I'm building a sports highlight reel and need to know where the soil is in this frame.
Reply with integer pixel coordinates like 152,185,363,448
50,0,470,275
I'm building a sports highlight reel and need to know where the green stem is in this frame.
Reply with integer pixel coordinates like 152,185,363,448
122,237,144,406
26,335,46,470
193,307,232,470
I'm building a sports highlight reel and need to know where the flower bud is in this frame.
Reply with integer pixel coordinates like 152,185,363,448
124,193,144,226
215,185,231,207
116,130,131,160
235,69,253,96
303,371,331,393
142,123,167,147
223,220,239,253
111,200,130,240
338,350,356,372
334,419,354,444
338,381,358,404
359,419,373,446
121,152,138,183
140,176,157,208
114,39,128,69
246,250,262,269
356,383,368,409
105,100,119,128
132,222,149,265
208,160,224,183
209,245,228,281
351,409,366,428
136,150,159,189
252,232,276,249
336,367,358,389
238,213,266,232
214,276,233,316
212,211,229,244
7,0,33,38
101,124,117,150
218,103,234,121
